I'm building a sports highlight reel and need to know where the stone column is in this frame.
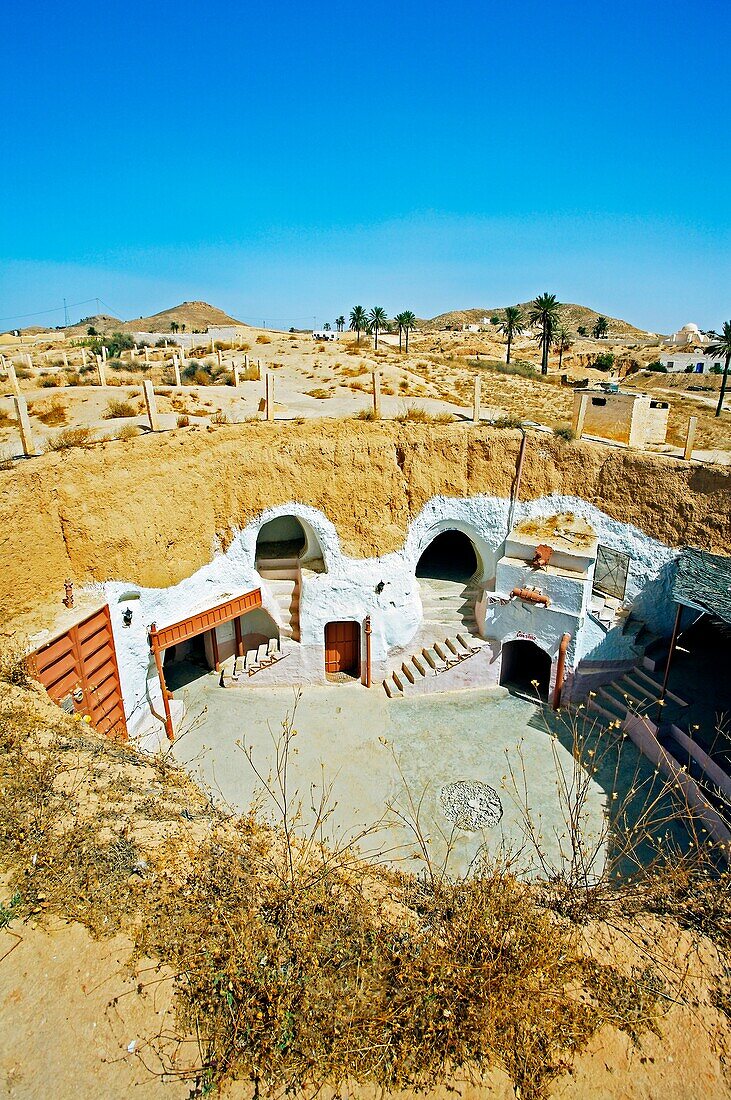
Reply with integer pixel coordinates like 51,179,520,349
173,355,182,388
14,395,36,456
97,356,107,387
101,345,107,362
472,375,481,424
233,360,240,388
265,372,275,421
142,380,161,431
683,416,697,461
572,392,589,439
372,369,381,417
144,346,150,364
217,349,223,367
81,347,87,369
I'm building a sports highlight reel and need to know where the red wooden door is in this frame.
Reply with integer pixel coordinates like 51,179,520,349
31,605,128,739
324,621,360,677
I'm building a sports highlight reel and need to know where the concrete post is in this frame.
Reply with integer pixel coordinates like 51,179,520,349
244,354,249,372
179,346,186,370
173,355,182,388
472,375,481,424
62,351,68,369
265,372,275,421
97,355,107,387
217,349,223,367
101,346,107,362
572,393,590,439
210,335,214,352
25,353,33,371
233,361,240,388
372,369,381,417
142,380,161,431
13,395,36,456
81,347,87,369
683,416,697,461
144,346,150,363
6,360,20,398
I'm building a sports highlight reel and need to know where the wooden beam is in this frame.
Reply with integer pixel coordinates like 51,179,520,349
149,624,174,741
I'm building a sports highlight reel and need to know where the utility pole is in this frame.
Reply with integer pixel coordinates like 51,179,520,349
63,298,69,326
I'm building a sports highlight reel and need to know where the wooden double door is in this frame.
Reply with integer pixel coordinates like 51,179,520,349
324,621,360,678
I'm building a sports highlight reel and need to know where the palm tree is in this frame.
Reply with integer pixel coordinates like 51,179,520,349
323,322,331,331
554,325,574,371
335,315,345,332
368,306,388,350
401,310,416,353
706,321,731,417
170,321,179,333
529,293,561,375
394,311,407,351
592,316,609,339
349,305,367,343
497,306,524,364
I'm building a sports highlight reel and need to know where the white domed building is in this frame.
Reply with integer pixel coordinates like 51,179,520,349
668,322,709,347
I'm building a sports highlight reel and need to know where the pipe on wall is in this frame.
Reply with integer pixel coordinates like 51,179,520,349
553,632,572,710
364,615,372,687
511,587,550,606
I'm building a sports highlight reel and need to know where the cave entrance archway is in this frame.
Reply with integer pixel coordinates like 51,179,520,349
416,530,479,583
500,640,552,700
256,515,307,563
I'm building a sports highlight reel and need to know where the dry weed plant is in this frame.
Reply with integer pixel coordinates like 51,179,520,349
0,664,728,1099
44,426,94,451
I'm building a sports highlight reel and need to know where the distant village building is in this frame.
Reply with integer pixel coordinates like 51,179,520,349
572,388,669,447
462,324,481,333
312,330,339,341
667,322,709,347
660,351,718,374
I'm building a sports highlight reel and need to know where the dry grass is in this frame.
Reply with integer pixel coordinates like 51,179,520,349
305,388,333,399
0,675,729,1098
116,424,140,442
44,426,94,451
104,398,137,419
256,334,271,345
30,400,68,427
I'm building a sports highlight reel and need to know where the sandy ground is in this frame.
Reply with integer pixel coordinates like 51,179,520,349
1,326,728,460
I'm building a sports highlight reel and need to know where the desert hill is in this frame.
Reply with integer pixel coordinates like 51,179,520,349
63,301,244,336
424,302,657,338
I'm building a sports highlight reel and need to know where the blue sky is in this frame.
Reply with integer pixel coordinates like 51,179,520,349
2,0,729,332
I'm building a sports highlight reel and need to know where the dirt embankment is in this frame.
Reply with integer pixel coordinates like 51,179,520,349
1,422,729,634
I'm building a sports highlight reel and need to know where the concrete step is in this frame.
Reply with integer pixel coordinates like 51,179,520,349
412,654,427,678
401,662,415,685
588,697,622,725
392,671,405,694
598,686,629,720
630,666,688,707
422,647,447,673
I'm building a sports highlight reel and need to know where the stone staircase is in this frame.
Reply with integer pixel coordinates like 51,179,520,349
383,577,485,697
383,632,488,697
586,665,686,726
257,558,301,642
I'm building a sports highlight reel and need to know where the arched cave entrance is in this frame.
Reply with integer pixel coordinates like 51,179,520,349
416,530,479,583
256,515,307,562
500,640,552,700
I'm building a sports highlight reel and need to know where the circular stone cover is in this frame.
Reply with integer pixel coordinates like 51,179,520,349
440,780,503,830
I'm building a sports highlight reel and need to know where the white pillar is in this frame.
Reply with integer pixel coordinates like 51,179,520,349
210,335,214,352
473,375,481,424
14,395,36,456
217,349,223,367
81,347,87,369
173,355,182,388
97,355,107,387
233,360,240,388
5,360,20,398
144,346,150,363
572,393,589,439
25,353,33,371
265,372,275,421
101,345,107,362
62,350,68,369
372,369,381,417
142,380,161,431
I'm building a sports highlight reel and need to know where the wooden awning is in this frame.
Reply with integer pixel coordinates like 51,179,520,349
149,589,262,651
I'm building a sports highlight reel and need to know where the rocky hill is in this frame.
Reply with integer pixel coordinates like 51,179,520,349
64,301,244,336
424,302,658,338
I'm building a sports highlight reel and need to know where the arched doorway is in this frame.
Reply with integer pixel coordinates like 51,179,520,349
256,515,307,562
500,640,552,699
416,530,479,582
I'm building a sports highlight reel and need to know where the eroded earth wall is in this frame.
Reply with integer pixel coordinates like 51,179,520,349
1,421,728,634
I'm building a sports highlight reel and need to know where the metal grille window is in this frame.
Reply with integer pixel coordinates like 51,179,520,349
593,545,630,601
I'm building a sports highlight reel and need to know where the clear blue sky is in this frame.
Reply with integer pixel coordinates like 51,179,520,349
2,0,729,332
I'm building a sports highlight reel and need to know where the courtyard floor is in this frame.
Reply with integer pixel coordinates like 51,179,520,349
169,666,612,878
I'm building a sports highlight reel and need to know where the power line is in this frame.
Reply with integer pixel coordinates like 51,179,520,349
0,297,101,324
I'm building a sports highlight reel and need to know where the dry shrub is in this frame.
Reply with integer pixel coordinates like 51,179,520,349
39,375,61,388
0,407,13,427
177,413,190,427
117,424,140,442
256,334,271,345
355,408,378,420
395,405,453,424
104,398,137,419
45,426,93,451
210,410,229,424
241,363,260,381
30,400,68,427
0,448,13,470
305,388,332,399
